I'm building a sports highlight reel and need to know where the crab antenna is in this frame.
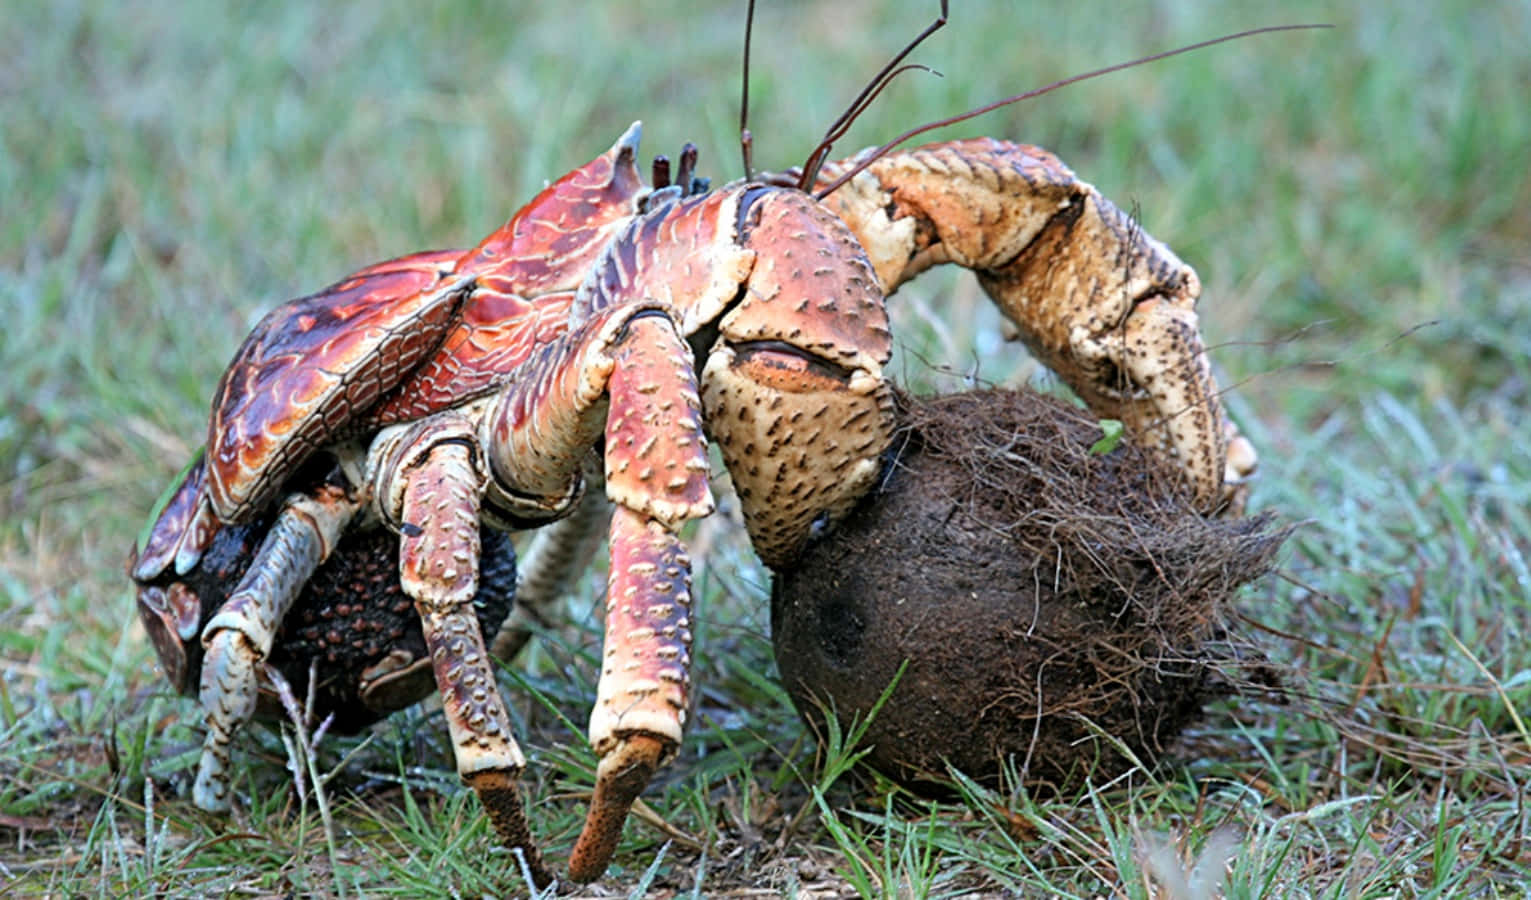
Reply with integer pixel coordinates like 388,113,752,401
797,63,939,193
739,0,757,178
824,64,939,149
797,1,949,191
813,23,1332,200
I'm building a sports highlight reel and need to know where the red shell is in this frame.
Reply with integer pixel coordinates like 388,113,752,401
205,251,464,520
202,127,651,522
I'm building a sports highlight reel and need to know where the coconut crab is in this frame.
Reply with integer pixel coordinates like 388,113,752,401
128,16,1268,886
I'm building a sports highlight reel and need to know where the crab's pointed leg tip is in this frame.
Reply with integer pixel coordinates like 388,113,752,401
463,769,554,887
566,734,668,883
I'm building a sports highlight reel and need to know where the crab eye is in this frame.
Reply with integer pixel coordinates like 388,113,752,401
639,184,685,214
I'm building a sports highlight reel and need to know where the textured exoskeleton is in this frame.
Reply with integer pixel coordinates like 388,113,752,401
131,122,1254,884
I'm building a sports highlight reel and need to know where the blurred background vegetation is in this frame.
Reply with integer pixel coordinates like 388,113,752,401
2,0,1527,895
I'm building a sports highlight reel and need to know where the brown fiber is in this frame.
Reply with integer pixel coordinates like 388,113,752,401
772,388,1288,793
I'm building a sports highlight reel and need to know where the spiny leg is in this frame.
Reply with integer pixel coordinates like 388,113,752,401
481,306,711,881
369,415,551,886
568,504,692,882
196,484,359,810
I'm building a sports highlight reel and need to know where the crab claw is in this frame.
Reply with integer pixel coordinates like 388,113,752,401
133,580,203,693
810,138,1257,511
132,452,220,581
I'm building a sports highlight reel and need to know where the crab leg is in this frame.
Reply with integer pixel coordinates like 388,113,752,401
131,451,220,582
363,414,552,884
195,485,360,810
810,139,1255,511
480,304,710,881
569,504,692,882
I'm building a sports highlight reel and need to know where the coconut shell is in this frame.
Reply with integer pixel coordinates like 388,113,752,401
772,389,1284,792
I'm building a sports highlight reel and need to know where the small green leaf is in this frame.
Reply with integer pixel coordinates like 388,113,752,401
1090,419,1125,455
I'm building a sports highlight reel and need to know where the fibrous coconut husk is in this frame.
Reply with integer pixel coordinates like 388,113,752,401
771,388,1288,793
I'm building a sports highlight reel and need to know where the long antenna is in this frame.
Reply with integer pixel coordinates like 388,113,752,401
797,63,938,192
796,1,949,191
813,23,1330,199
739,0,756,179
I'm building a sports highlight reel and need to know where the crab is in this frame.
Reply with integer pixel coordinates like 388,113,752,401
130,80,1259,886
133,498,521,734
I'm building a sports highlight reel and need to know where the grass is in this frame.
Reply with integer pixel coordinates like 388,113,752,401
3,0,1529,895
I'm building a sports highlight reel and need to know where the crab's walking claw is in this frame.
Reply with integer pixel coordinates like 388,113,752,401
569,734,668,882
569,505,693,882
813,138,1257,512
474,300,711,881
194,484,361,810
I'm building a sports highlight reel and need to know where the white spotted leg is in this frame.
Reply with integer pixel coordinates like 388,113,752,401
365,413,553,886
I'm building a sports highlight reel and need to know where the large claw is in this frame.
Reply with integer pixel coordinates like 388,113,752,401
809,138,1256,512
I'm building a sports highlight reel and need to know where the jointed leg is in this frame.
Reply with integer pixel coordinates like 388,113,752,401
568,504,693,882
809,140,1255,511
482,305,712,881
369,415,550,884
195,485,359,810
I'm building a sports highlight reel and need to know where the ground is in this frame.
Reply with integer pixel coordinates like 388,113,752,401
1,0,1528,896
